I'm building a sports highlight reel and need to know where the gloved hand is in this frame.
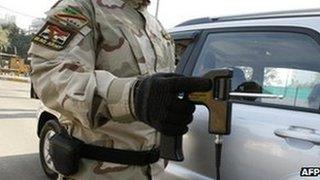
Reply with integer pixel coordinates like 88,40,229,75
133,73,212,136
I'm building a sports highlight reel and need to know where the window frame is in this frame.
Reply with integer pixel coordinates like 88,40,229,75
183,26,320,114
171,30,201,73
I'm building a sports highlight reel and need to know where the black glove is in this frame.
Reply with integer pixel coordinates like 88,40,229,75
134,73,212,136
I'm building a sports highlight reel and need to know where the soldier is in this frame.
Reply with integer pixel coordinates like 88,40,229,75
29,0,211,179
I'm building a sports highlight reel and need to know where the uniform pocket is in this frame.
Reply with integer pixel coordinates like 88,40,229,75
118,26,149,75
96,26,141,77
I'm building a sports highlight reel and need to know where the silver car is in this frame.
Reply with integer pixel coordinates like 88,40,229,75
163,9,320,180
34,9,320,180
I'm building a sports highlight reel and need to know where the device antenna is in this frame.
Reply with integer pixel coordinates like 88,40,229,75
155,0,160,19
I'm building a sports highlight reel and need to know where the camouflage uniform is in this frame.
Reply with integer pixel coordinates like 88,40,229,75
29,0,175,179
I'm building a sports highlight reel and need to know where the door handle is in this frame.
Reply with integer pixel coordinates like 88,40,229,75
274,126,320,145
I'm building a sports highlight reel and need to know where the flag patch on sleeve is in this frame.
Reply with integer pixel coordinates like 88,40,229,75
32,22,75,51
54,6,89,29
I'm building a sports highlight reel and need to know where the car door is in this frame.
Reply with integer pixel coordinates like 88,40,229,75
170,27,320,180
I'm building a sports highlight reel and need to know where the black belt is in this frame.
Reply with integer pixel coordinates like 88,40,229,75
80,144,160,166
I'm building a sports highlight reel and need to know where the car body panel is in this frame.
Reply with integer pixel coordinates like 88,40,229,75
36,102,60,136
221,103,320,180
164,103,320,180
36,102,60,120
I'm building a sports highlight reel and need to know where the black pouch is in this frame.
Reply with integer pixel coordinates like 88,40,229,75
49,132,84,176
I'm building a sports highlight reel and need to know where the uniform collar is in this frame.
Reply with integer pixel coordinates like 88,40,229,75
121,0,150,9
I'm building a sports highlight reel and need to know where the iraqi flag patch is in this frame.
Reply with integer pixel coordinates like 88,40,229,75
54,6,89,29
32,22,75,51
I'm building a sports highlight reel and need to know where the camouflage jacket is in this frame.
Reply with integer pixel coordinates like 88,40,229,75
29,0,175,179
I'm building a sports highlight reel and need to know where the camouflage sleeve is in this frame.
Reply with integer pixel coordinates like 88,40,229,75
28,0,137,129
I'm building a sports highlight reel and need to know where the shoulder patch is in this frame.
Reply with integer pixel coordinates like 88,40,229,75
32,22,75,51
54,6,89,29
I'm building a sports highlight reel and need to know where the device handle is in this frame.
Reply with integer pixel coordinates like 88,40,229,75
159,134,184,161
160,68,233,161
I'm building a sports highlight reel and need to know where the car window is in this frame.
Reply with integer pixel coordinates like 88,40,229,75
174,39,193,65
193,31,320,111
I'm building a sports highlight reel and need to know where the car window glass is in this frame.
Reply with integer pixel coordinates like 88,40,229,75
193,32,320,111
263,68,320,109
175,39,193,65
